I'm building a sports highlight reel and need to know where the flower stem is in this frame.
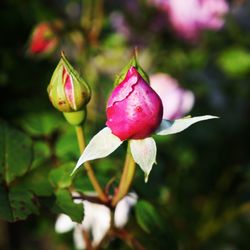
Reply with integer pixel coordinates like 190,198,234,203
112,142,136,206
82,228,95,250
75,125,108,202
75,125,85,153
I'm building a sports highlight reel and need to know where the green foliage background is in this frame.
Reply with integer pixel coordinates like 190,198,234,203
1,0,250,249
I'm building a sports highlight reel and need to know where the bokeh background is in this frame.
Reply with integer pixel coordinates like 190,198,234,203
1,0,250,249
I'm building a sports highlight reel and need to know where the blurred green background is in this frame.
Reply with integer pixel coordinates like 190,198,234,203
1,0,250,249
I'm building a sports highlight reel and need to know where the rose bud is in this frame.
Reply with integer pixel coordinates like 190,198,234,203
47,53,91,114
106,66,163,141
28,21,62,56
150,73,194,120
73,65,217,182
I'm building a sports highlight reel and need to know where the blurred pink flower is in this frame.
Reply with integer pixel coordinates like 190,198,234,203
110,11,131,38
150,73,195,120
150,0,229,42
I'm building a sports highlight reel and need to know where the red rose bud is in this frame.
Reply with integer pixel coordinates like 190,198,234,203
47,53,91,113
106,67,163,140
28,21,62,55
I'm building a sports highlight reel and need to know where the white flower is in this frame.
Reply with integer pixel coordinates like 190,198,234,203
114,192,137,228
55,193,138,249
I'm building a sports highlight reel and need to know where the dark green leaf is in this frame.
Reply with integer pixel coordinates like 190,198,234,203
31,141,50,170
135,200,162,233
20,112,64,136
0,183,39,222
54,189,84,223
55,126,79,161
49,162,74,189
73,173,95,192
21,164,53,197
0,120,33,184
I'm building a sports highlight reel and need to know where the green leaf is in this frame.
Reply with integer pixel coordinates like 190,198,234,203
54,189,84,223
31,141,50,170
114,54,150,86
21,164,53,197
73,174,95,192
135,200,161,233
49,162,74,189
0,120,33,184
218,48,250,77
55,126,79,161
20,112,64,136
0,183,39,222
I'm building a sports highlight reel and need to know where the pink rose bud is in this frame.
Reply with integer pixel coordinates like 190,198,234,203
150,0,229,42
47,53,91,113
106,67,163,141
150,73,194,120
28,21,62,55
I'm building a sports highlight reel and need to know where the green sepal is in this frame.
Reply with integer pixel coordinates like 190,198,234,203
114,52,150,86
63,109,86,126
61,53,91,104
47,58,69,112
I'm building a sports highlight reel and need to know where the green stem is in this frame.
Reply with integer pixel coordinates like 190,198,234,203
112,142,136,206
75,125,108,202
75,125,85,153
